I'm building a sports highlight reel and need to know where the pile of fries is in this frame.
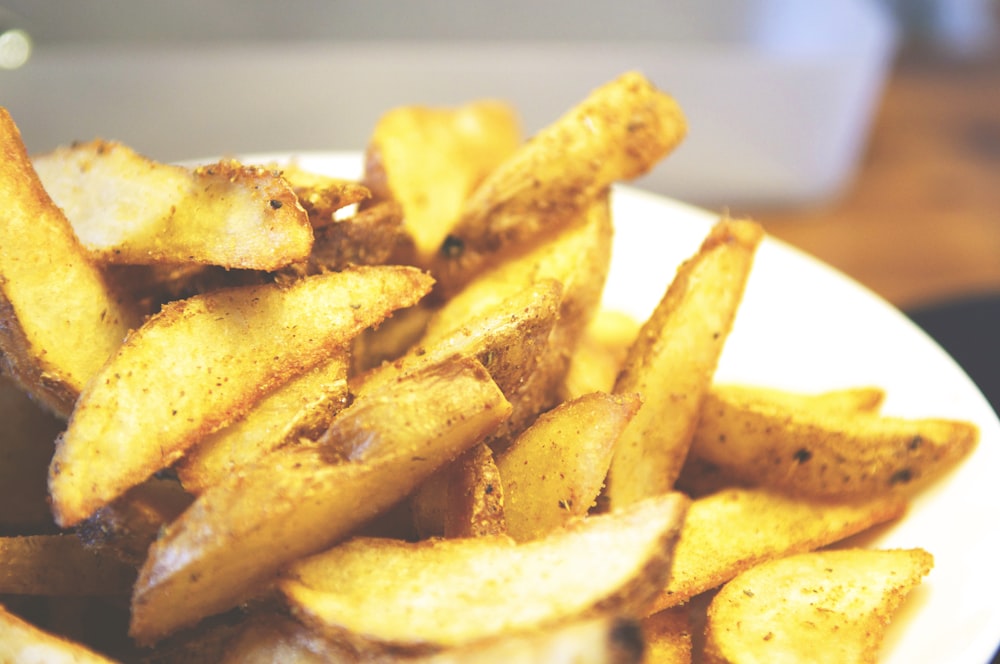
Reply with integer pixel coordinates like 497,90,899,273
0,72,979,663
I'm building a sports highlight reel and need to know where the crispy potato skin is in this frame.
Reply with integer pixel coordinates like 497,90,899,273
606,218,764,508
0,108,139,416
432,71,685,296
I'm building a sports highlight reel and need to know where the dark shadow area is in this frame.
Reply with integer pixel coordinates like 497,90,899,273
907,292,1000,417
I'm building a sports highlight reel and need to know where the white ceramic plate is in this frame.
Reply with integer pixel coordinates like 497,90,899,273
246,152,1000,663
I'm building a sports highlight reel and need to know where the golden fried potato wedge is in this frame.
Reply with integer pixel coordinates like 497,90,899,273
49,265,433,528
647,487,907,613
687,384,979,499
412,615,646,664
0,377,64,531
497,391,641,541
363,100,522,264
278,161,372,228
0,108,139,416
356,279,562,405
0,535,135,596
641,608,692,664
32,141,313,270
222,613,357,664
176,351,349,495
280,492,689,655
421,192,613,447
703,548,933,664
0,603,119,664
432,71,686,295
606,218,764,508
442,443,507,539
130,356,510,644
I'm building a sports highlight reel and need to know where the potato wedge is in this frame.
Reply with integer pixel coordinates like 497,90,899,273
0,535,135,596
130,356,510,644
0,376,63,531
606,218,764,508
432,71,686,295
49,265,433,527
641,608,692,664
421,192,614,447
687,384,979,499
0,107,139,416
280,492,689,655
647,487,907,613
442,443,507,539
176,351,350,495
32,141,313,270
412,615,646,664
497,391,641,541
703,548,933,664
221,612,357,664
363,100,522,264
0,603,119,664
676,384,889,497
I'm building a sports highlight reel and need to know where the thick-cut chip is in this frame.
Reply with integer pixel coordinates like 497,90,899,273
687,384,979,499
703,548,933,664
222,612,357,664
676,384,889,497
0,377,64,531
641,608,692,664
441,443,507,539
0,604,119,664
606,218,764,509
32,141,313,270
0,535,135,596
49,265,433,527
496,391,641,541
363,100,522,264
646,487,907,613
280,492,689,655
0,107,139,416
130,356,510,644
432,71,686,295
176,351,350,495
421,192,614,447
413,615,646,664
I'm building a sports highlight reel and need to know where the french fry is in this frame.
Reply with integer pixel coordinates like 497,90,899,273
606,218,764,508
32,141,314,271
496,391,641,541
441,443,507,539
646,486,907,614
130,356,510,644
431,71,686,295
49,265,433,528
562,309,641,399
687,384,979,499
0,107,140,416
703,548,933,664
363,100,522,265
279,492,689,655
278,161,372,228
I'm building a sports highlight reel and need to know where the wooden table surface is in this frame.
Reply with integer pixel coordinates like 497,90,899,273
743,51,1000,312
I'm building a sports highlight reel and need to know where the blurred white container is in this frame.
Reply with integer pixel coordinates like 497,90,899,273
1,0,896,207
